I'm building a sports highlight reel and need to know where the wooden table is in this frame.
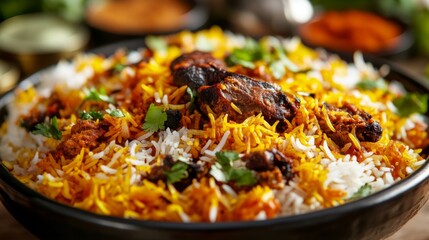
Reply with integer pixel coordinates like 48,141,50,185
0,57,428,240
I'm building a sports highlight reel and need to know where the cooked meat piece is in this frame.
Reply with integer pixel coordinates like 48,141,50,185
317,102,382,146
258,168,285,189
147,155,205,191
147,155,175,183
243,149,294,181
56,120,106,159
170,51,300,131
198,74,299,131
164,109,182,130
170,51,228,90
21,93,64,131
20,109,46,131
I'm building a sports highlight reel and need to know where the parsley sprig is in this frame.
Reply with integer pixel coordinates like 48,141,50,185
145,36,168,53
142,104,167,132
393,93,428,117
84,87,114,103
225,38,298,79
164,161,189,184
210,151,257,187
79,110,104,120
106,109,125,118
348,183,372,201
31,116,62,140
356,79,388,91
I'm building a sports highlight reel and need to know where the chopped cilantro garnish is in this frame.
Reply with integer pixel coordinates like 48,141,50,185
348,183,372,201
113,63,126,72
226,38,298,79
229,168,257,186
226,38,263,69
210,151,257,187
356,79,388,90
142,104,167,132
186,87,197,111
269,61,286,80
393,93,428,117
272,45,299,74
31,116,62,140
79,110,104,120
164,161,189,184
84,87,114,103
106,109,125,118
145,36,168,53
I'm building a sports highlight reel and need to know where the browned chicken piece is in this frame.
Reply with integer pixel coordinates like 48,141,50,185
170,51,229,90
55,120,106,159
317,102,382,147
20,92,64,131
198,73,299,132
243,149,294,182
170,51,300,132
147,155,205,191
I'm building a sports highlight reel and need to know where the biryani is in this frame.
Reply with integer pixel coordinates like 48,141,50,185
1,27,428,222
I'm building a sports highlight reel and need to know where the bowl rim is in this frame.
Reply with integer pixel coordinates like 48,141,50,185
1,39,429,231
296,10,415,58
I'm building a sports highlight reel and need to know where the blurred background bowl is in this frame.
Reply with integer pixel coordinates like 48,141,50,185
297,10,414,58
85,0,209,45
0,13,89,76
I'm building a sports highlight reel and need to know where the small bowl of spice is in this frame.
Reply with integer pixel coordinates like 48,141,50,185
297,10,413,57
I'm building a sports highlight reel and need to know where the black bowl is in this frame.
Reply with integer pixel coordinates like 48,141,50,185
1,40,429,240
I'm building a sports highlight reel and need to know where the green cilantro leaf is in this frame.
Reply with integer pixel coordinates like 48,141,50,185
226,38,263,69
348,183,372,201
31,116,62,140
229,168,258,186
142,104,167,132
79,110,104,120
186,87,198,111
210,151,257,187
215,151,239,168
164,161,189,184
106,109,125,118
393,93,428,117
113,63,126,72
226,38,298,78
269,61,286,80
356,79,388,90
84,87,114,103
272,45,299,73
145,36,168,53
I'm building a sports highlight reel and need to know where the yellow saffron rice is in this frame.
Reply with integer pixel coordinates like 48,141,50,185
0,27,428,222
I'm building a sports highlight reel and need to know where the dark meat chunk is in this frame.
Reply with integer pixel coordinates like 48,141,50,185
317,102,383,146
56,120,106,159
20,110,46,132
170,51,300,131
243,149,294,181
21,92,64,131
164,110,182,130
147,155,175,183
147,155,205,191
198,74,300,131
170,51,228,90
